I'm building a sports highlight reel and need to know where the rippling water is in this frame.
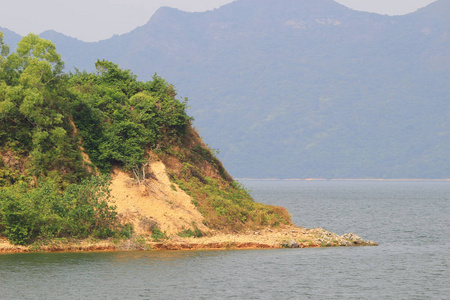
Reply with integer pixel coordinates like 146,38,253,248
1,181,449,299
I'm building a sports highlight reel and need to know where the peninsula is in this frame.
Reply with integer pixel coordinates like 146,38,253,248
0,33,376,253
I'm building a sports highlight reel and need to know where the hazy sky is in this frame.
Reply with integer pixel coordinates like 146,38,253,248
0,0,438,42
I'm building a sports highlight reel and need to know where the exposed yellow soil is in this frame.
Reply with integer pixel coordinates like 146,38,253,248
109,160,209,236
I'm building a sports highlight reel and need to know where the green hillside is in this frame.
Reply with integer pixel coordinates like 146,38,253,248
0,33,290,245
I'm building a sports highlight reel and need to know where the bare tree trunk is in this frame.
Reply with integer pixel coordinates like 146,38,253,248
143,162,150,179
132,167,140,184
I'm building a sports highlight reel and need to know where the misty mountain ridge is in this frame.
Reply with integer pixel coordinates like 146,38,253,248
1,0,449,179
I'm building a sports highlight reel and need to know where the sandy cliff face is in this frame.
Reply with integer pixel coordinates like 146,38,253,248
109,160,208,236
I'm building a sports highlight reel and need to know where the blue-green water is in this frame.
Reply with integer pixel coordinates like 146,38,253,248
1,181,449,299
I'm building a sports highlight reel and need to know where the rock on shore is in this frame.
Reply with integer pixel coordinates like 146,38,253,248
1,226,377,253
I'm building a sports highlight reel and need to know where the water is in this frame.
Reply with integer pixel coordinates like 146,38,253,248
1,181,449,299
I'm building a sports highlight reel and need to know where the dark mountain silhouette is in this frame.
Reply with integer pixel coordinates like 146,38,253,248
2,0,449,178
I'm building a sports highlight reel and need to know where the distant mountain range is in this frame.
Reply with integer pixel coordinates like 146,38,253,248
2,0,449,179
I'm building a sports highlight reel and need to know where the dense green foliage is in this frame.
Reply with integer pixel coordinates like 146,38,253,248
0,33,191,182
0,33,192,244
0,33,87,184
0,175,117,245
69,60,191,173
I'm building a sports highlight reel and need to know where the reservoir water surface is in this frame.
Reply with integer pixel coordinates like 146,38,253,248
1,181,449,299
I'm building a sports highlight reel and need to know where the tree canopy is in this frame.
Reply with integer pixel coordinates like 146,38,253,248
0,33,192,183
0,33,192,244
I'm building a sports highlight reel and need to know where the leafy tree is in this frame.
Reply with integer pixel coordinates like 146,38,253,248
68,61,192,178
0,32,8,51
0,34,86,181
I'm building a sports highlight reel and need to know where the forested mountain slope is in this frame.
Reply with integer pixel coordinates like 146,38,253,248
2,0,449,178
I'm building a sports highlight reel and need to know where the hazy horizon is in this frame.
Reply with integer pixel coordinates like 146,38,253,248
0,0,438,42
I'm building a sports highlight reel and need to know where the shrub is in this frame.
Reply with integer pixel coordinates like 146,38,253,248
0,175,119,245
177,223,204,238
151,227,167,242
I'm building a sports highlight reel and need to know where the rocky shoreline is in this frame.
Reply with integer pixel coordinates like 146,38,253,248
0,226,377,254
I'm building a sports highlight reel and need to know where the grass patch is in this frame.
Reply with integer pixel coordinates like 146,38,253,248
151,227,168,242
177,223,204,238
168,162,291,232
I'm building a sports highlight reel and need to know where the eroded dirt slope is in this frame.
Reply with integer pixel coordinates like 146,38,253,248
109,160,209,236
